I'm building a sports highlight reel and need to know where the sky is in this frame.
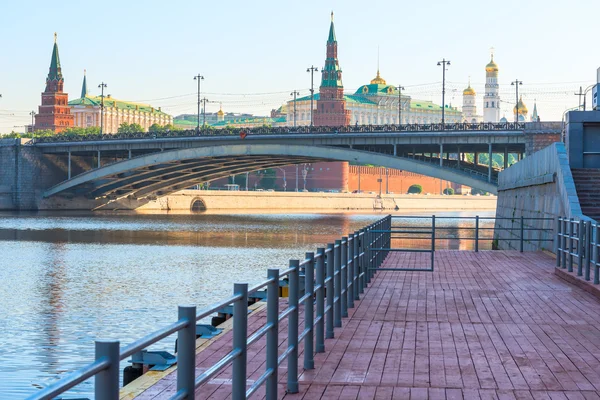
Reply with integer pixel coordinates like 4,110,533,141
1,0,599,132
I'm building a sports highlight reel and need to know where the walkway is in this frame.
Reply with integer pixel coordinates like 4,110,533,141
130,251,600,399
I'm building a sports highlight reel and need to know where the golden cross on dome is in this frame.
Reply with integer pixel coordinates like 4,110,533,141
490,46,495,59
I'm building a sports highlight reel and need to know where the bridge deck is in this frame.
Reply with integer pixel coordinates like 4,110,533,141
129,251,600,399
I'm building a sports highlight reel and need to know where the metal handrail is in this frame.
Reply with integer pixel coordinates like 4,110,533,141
557,217,600,283
30,122,530,144
26,216,392,400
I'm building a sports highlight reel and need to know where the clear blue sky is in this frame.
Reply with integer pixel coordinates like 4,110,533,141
1,0,598,132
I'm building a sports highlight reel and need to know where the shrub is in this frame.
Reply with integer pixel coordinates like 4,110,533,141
471,188,488,196
443,187,455,195
407,184,423,194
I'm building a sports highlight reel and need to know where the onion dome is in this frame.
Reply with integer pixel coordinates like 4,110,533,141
485,55,499,73
513,96,528,115
370,69,386,85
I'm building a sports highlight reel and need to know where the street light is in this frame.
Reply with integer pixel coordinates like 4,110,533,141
307,66,318,127
193,74,204,132
396,85,405,124
511,79,523,123
290,90,299,128
98,82,107,134
437,59,450,126
29,110,35,133
276,167,287,191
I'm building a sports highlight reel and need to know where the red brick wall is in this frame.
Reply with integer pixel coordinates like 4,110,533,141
347,165,461,194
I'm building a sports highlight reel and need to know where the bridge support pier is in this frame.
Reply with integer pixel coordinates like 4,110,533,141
474,152,479,167
393,145,397,157
504,147,508,169
68,151,71,180
439,144,444,167
457,147,460,167
128,149,132,159
488,143,492,183
97,150,101,169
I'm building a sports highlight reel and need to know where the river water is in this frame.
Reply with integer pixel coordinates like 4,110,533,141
0,210,493,398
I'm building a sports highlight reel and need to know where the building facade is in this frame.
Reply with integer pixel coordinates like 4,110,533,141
69,73,172,133
461,80,482,123
34,34,75,133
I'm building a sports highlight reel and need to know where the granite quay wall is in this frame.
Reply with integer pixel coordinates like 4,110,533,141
136,190,497,212
494,142,582,251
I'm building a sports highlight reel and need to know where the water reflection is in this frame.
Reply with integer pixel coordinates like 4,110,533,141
0,210,493,398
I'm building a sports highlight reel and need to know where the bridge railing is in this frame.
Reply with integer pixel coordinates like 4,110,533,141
26,216,392,400
31,122,527,144
557,217,600,283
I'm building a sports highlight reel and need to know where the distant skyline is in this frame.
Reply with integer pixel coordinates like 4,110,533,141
1,0,599,132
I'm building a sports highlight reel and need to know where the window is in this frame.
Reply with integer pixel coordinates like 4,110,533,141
491,101,495,108
486,102,489,107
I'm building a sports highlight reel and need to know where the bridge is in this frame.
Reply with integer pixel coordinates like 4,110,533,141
0,122,561,210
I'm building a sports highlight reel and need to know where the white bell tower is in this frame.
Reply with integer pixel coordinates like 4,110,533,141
483,50,500,122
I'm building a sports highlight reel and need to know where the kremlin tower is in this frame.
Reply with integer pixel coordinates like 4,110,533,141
462,78,477,123
34,34,74,133
483,52,500,122
314,13,351,127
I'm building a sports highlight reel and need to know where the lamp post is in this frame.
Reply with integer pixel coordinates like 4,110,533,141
277,167,287,191
396,85,405,125
290,90,299,127
29,110,35,133
98,82,107,134
307,66,318,127
302,164,309,191
511,79,523,123
194,74,204,132
437,59,450,126
201,97,209,126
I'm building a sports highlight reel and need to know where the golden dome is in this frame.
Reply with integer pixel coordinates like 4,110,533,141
217,105,224,116
370,69,387,85
463,86,476,96
513,96,528,115
485,55,499,73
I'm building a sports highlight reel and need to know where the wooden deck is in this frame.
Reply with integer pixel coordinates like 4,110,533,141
130,251,600,399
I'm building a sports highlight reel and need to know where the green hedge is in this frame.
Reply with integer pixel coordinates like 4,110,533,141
407,184,423,194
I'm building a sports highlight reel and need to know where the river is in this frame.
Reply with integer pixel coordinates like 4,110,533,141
0,209,494,398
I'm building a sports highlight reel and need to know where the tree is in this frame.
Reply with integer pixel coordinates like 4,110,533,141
257,169,277,190
443,187,455,195
148,124,165,133
407,184,423,194
117,122,144,134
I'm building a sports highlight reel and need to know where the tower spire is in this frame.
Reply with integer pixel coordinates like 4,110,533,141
328,11,336,43
81,69,88,98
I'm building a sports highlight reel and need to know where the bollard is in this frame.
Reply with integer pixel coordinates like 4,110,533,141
578,221,585,276
585,222,592,282
315,248,325,353
561,218,567,268
341,237,348,318
287,260,300,393
266,269,279,399
325,244,335,338
95,341,120,400
232,283,248,400
177,306,197,400
333,240,342,328
304,252,315,370
347,235,354,309
475,215,480,253
353,231,360,301
358,229,365,294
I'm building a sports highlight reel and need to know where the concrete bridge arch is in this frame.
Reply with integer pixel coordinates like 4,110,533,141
43,144,498,201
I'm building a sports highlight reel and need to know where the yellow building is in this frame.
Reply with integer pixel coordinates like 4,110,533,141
68,72,172,133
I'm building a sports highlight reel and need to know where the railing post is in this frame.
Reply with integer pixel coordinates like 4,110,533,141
232,283,248,400
334,240,342,328
177,305,197,400
94,341,120,400
366,227,373,283
347,235,355,309
341,237,348,318
315,249,325,353
304,252,315,370
561,218,567,268
287,260,300,393
475,215,480,253
326,243,335,337
595,224,600,285
353,231,360,301
556,217,562,267
431,215,436,271
585,223,592,282
266,269,279,400
568,218,574,273
520,215,525,253
578,221,585,276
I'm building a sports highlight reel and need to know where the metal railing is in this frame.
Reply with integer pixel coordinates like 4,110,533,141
557,217,600,283
380,215,554,253
31,122,527,144
26,216,392,400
